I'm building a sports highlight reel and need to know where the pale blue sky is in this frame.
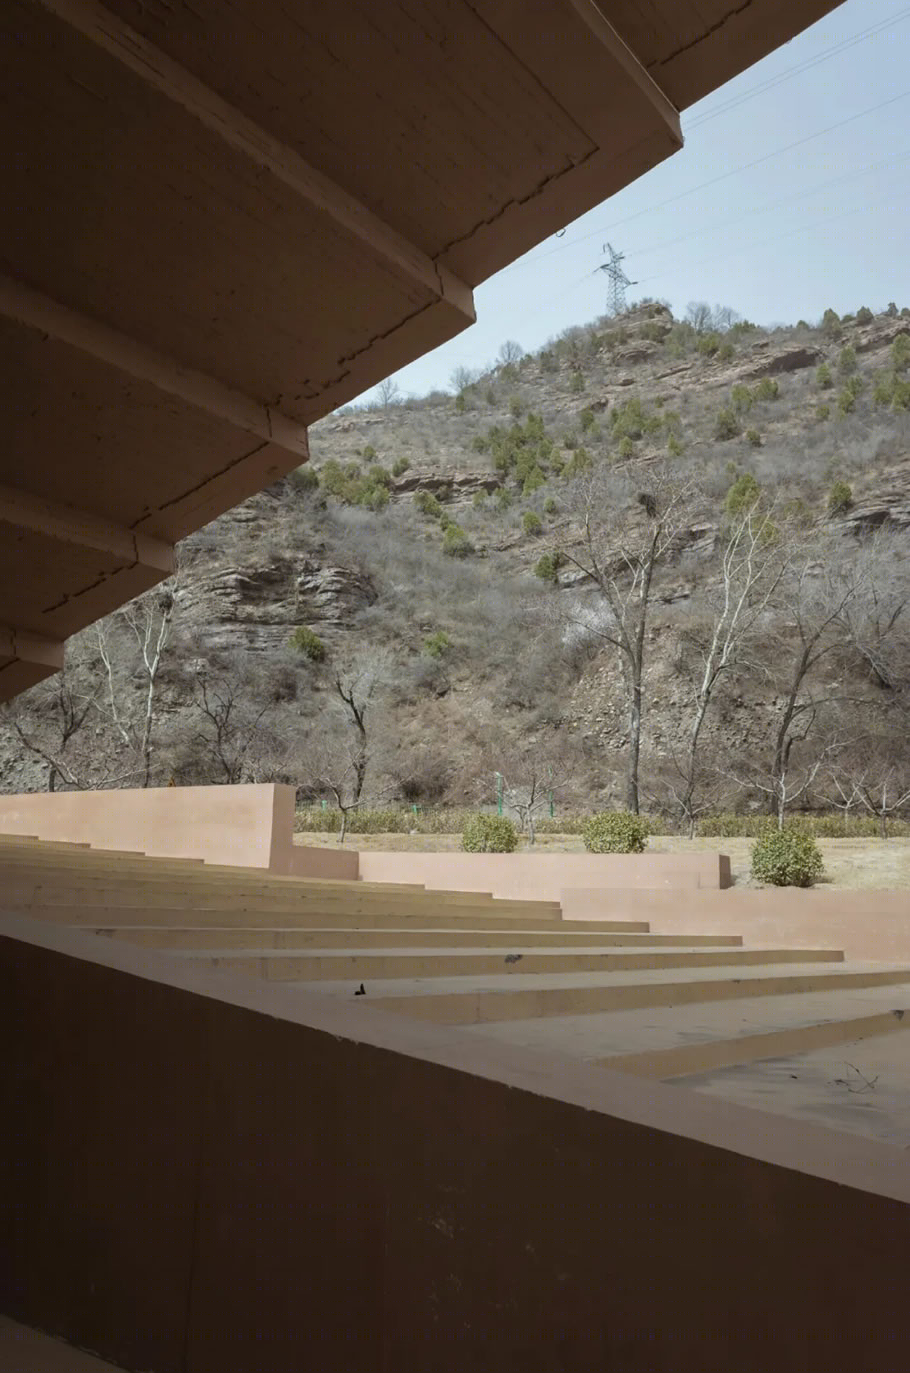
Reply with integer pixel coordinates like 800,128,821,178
356,0,910,403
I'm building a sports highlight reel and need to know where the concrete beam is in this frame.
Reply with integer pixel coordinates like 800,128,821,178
567,0,682,129
0,484,174,572
0,626,64,670
33,0,474,323
0,275,309,461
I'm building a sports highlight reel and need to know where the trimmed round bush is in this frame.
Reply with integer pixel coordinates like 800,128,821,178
583,811,647,854
751,825,824,887
462,814,518,853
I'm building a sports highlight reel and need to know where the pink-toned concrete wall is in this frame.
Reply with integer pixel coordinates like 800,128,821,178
0,785,356,878
357,850,731,897
561,886,910,961
2,914,909,1372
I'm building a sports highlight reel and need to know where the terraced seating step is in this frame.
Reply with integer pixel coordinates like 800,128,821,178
351,963,910,1024
95,926,740,951
175,945,845,982
454,983,910,1078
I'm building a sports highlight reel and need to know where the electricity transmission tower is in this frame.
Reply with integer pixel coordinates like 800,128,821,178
599,242,634,316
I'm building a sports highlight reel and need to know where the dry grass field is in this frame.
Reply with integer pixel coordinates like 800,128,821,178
294,832,910,889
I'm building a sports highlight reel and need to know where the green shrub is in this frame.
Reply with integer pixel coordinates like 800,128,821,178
838,345,857,376
442,523,474,557
580,407,595,432
617,436,635,459
725,472,760,516
361,444,377,460
415,490,443,519
454,392,466,413
821,308,842,338
752,377,779,402
319,458,392,509
583,811,648,854
569,370,585,393
522,510,542,535
534,550,562,583
289,464,319,491
714,407,740,441
509,395,525,418
746,428,762,447
471,434,489,453
892,334,910,370
462,813,518,852
423,630,451,659
391,457,410,477
856,306,874,325
750,825,824,887
543,496,558,515
289,625,326,662
611,395,662,441
828,480,852,515
816,362,833,389
718,341,735,362
731,384,753,413
816,402,830,421
472,489,487,509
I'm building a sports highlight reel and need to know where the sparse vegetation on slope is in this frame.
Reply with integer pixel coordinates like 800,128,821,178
3,300,910,835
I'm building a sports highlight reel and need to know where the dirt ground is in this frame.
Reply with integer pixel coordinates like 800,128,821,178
294,832,910,890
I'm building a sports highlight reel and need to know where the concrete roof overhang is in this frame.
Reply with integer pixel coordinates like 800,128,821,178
0,0,843,699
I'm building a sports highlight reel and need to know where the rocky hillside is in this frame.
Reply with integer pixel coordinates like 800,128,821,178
3,300,909,816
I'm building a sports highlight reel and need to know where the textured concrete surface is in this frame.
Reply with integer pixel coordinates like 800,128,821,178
0,1314,127,1370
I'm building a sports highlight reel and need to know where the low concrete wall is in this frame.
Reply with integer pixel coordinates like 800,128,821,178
358,850,731,897
561,887,910,961
2,914,908,1371
0,785,357,879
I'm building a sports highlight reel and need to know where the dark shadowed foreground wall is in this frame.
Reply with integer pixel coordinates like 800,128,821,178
2,915,909,1373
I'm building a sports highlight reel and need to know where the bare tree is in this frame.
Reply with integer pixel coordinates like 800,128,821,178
843,737,910,838
757,533,864,821
295,649,393,840
493,745,578,845
375,376,401,407
450,365,479,394
839,529,909,708
497,339,524,366
95,587,175,788
189,660,273,784
557,461,695,813
5,645,101,791
667,504,785,833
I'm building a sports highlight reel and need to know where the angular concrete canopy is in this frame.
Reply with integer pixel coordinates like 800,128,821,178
0,0,844,700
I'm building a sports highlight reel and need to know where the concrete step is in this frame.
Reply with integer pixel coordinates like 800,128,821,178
358,963,910,1025
680,1023,910,1148
94,926,741,951
6,886,563,920
72,910,648,933
454,983,910,1077
173,945,845,982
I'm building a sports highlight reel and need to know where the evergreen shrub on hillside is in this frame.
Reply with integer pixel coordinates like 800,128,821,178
289,626,326,662
751,825,824,887
714,407,740,441
583,811,647,854
462,814,518,852
522,511,542,535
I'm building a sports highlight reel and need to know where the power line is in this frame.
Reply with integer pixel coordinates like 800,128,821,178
686,5,910,129
635,180,910,288
628,145,910,265
499,82,910,276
